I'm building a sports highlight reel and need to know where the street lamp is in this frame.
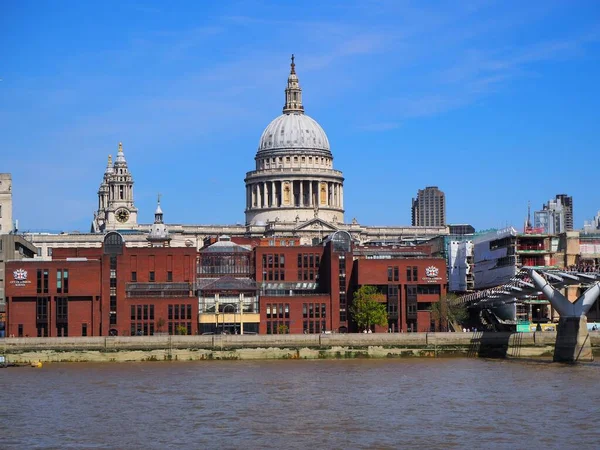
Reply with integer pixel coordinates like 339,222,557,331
215,301,220,334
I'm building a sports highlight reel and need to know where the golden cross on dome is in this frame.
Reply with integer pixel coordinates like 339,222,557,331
290,54,296,74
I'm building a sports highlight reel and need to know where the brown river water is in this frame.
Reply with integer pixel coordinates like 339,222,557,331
1,358,599,449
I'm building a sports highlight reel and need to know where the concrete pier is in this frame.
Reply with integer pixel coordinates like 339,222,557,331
554,316,593,362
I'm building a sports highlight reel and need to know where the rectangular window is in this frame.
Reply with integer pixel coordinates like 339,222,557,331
56,297,68,321
150,305,155,320
137,305,142,321
43,269,49,294
339,293,346,306
413,266,418,281
174,305,179,320
309,303,314,318
131,271,137,282
47,247,53,257
110,256,117,270
18,324,23,337
131,305,135,320
37,247,42,257
37,269,42,293
387,267,393,282
266,304,271,319
82,324,87,337
167,271,173,282
394,267,399,282
315,303,320,318
321,304,326,318
36,297,48,321
284,304,290,319
56,270,62,293
63,270,68,293
302,303,307,319
187,304,192,320
149,271,155,282
407,267,412,282
143,305,148,320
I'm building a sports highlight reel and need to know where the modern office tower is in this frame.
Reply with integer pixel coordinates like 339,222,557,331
534,194,573,234
411,186,446,227
555,194,573,231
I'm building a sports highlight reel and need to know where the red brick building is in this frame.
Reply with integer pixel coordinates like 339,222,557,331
7,231,446,336
6,232,197,337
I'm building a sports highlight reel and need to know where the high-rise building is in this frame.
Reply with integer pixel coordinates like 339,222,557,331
533,194,573,234
555,194,573,231
411,186,446,227
0,173,13,234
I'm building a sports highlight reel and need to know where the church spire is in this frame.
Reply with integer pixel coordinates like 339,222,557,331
115,142,127,167
283,54,304,114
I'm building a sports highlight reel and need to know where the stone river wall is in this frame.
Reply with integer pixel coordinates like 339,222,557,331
2,332,599,363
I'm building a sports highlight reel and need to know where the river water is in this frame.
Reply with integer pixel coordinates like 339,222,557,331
1,358,599,449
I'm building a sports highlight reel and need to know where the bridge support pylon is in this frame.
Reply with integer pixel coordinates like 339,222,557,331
554,316,592,363
529,269,598,363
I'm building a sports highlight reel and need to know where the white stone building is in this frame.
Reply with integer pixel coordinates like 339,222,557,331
0,173,13,235
24,56,447,259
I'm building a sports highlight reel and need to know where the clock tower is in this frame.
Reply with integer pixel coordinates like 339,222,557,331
92,142,138,232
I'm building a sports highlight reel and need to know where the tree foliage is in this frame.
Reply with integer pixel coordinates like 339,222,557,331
429,294,468,331
350,285,388,331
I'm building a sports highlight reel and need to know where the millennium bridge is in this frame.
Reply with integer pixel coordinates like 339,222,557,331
456,268,600,362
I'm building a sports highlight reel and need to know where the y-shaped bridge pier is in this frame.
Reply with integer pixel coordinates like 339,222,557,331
528,270,599,362
456,268,600,363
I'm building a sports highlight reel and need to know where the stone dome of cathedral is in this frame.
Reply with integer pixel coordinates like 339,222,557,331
257,113,330,155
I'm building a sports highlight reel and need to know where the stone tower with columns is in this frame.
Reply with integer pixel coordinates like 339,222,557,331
244,55,345,225
92,143,138,232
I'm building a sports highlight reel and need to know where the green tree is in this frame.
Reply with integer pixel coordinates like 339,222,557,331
349,285,388,332
429,294,468,331
176,325,188,335
277,324,289,334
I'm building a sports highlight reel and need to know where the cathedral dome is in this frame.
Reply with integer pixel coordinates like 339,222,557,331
257,113,330,155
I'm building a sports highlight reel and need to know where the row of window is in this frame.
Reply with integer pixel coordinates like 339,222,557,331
303,320,327,334
265,320,290,334
266,303,290,319
131,304,155,321
387,266,400,282
298,253,320,268
302,303,327,319
131,271,173,282
168,304,192,321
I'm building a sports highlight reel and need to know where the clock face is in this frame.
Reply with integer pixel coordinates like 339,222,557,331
116,209,130,223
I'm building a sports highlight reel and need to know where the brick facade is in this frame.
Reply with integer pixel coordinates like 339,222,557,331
7,233,446,336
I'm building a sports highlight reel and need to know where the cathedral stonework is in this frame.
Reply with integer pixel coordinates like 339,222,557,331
92,143,138,232
22,56,447,260
244,55,345,226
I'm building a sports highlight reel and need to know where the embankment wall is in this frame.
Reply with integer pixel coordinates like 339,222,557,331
2,332,599,363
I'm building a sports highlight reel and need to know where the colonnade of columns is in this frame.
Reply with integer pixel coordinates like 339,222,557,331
246,180,344,210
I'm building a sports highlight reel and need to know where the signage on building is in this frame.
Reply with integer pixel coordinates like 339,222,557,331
10,269,31,287
422,265,443,283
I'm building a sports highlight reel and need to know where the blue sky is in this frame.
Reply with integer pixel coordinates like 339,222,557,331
1,0,599,232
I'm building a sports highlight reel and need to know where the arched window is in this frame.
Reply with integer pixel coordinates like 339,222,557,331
104,231,124,255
